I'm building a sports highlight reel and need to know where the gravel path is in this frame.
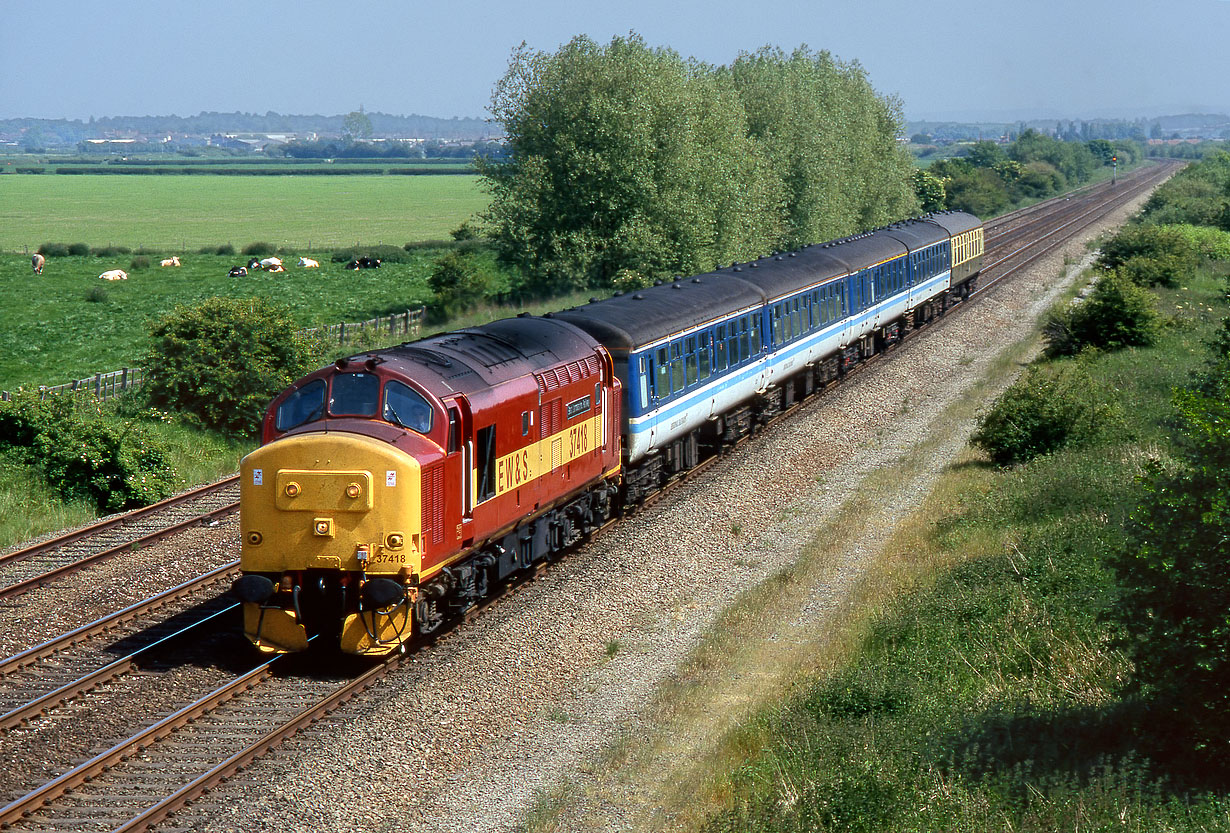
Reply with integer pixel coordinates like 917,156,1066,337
174,195,1153,833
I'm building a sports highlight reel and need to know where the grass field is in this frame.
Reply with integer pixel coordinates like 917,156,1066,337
0,250,464,391
0,174,488,251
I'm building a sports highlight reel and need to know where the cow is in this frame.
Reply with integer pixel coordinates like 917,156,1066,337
259,257,283,270
298,257,320,268
358,256,381,269
160,256,181,267
228,265,248,277
99,269,128,281
345,259,361,270
31,253,45,274
247,258,262,271
266,263,285,273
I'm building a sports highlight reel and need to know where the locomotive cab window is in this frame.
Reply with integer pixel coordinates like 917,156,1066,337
383,381,433,434
275,379,325,432
329,372,379,417
476,425,496,503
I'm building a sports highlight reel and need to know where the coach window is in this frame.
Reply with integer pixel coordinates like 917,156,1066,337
383,380,433,434
750,315,762,355
670,342,685,393
714,325,728,371
637,357,649,409
654,347,670,399
770,305,782,345
698,333,711,380
275,379,326,432
330,372,379,417
790,298,801,339
685,336,699,386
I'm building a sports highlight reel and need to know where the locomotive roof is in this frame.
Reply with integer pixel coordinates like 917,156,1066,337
549,273,766,353
372,316,599,397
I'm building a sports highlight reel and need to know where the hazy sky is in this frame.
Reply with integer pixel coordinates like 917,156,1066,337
2,0,1226,124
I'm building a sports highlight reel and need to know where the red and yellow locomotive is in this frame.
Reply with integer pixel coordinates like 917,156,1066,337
232,316,622,655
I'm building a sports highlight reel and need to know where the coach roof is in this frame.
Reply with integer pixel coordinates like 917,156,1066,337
549,272,766,352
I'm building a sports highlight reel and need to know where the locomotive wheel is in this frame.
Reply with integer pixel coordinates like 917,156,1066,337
415,598,444,635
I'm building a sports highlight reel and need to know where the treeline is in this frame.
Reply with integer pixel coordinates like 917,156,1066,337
921,132,1143,216
476,36,920,295
275,138,506,160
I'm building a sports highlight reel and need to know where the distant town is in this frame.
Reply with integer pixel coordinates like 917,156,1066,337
2,110,1228,157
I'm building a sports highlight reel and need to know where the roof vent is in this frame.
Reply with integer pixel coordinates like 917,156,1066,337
775,256,783,261
633,293,645,300
673,283,682,290
692,277,701,283
750,262,759,268
543,312,554,318
789,252,797,258
733,267,743,272
654,280,664,286
517,312,530,317
589,297,600,303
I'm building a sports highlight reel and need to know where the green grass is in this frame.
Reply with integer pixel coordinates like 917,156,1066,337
0,174,487,252
0,406,248,549
0,248,492,391
700,269,1230,832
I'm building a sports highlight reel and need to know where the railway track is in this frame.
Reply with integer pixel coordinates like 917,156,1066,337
0,475,239,601
0,162,1175,832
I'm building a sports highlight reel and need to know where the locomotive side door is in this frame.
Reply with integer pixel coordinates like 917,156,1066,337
445,395,475,547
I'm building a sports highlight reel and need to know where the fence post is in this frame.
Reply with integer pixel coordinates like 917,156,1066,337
95,373,102,398
122,368,129,391
340,322,346,345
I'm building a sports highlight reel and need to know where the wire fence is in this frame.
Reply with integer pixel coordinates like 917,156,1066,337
1,306,427,403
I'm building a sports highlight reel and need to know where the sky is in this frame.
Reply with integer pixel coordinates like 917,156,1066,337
2,0,1227,124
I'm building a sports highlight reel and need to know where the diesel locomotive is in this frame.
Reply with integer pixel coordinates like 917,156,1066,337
232,211,983,656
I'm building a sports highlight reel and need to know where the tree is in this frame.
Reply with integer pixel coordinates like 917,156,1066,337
480,35,784,293
141,297,326,437
912,168,946,212
731,46,919,247
479,36,919,293
342,107,373,142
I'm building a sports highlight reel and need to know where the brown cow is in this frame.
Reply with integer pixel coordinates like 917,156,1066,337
32,253,45,274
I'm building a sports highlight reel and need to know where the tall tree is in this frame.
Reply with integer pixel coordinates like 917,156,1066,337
342,107,373,142
481,35,783,292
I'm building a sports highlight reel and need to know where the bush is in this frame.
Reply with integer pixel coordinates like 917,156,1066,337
1096,225,1198,287
427,251,494,321
198,243,236,256
67,242,91,257
972,364,1116,466
37,242,70,258
1115,362,1230,774
84,286,109,304
0,392,177,512
330,244,413,264
129,255,151,270
91,245,132,257
242,241,277,256
141,297,326,437
1043,271,1160,357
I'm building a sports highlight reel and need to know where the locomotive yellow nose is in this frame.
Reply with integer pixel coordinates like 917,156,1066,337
239,432,423,576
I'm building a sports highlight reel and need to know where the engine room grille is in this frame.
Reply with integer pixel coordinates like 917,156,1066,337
422,464,444,545
536,355,600,393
